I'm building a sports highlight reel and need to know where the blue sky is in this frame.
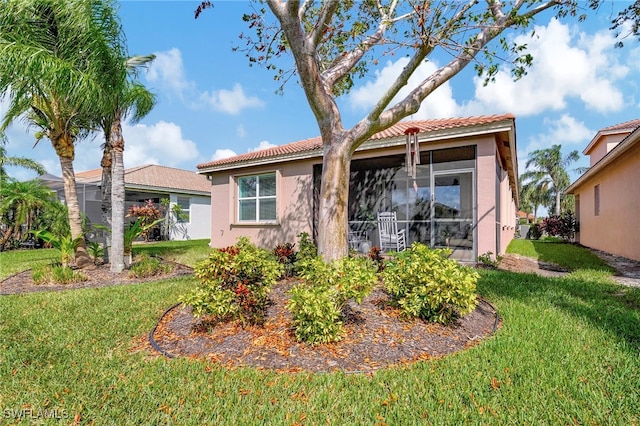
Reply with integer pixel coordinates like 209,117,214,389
2,1,639,186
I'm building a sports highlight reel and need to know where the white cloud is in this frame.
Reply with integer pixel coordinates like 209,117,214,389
248,140,277,152
199,83,264,115
145,48,195,98
517,114,592,174
348,58,461,119
121,121,200,168
211,149,237,161
471,19,628,116
209,140,277,162
237,125,247,138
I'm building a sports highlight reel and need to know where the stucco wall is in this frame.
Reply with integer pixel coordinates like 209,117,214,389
206,134,517,259
168,194,211,241
573,142,640,261
476,137,499,256
208,161,315,249
587,134,627,166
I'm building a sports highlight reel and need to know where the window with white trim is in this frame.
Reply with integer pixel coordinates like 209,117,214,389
238,173,277,222
176,196,190,223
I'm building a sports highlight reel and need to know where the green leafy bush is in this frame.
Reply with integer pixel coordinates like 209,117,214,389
288,284,343,345
180,237,283,327
87,241,104,264
288,256,377,344
367,246,385,272
273,242,296,278
293,232,318,274
31,263,87,285
528,223,543,240
477,251,503,268
128,254,174,278
382,243,479,324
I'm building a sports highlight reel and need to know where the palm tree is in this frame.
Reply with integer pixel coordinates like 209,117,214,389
0,132,47,179
520,145,584,216
0,178,56,250
519,176,554,223
100,69,156,273
0,0,120,267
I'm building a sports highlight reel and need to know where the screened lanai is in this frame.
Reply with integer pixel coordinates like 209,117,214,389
319,145,477,261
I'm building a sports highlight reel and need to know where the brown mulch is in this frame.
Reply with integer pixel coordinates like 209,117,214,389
148,279,499,373
1,259,500,373
0,261,193,295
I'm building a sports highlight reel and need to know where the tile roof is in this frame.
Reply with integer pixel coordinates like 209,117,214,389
599,118,640,133
77,164,211,194
197,114,515,170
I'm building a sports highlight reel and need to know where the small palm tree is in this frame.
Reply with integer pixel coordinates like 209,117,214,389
0,178,56,250
0,132,47,180
520,145,585,216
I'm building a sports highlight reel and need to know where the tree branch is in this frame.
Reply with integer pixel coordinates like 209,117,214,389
309,0,340,49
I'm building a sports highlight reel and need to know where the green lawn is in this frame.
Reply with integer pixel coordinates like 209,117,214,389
506,239,615,273
0,242,638,424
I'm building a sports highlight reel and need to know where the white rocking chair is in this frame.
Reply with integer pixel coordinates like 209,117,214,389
377,211,406,252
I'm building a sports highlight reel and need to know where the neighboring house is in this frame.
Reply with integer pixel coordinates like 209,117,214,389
41,164,211,241
566,118,640,261
197,115,519,261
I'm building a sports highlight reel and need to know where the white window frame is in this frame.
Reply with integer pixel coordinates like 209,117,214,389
237,172,277,223
176,196,191,224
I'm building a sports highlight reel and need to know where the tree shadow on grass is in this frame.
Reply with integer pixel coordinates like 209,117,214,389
479,269,640,352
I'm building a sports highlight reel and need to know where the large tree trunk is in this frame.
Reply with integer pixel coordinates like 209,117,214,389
317,142,352,262
100,144,112,264
110,118,126,273
58,155,92,268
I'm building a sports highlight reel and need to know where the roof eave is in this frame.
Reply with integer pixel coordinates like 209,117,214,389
198,118,516,175
566,126,640,194
124,183,211,197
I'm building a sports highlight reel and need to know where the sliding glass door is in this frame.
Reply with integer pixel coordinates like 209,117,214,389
432,170,475,260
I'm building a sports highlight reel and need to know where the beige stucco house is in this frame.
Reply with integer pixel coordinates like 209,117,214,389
566,118,640,261
197,115,519,261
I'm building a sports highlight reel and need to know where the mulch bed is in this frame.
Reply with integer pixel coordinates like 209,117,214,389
148,279,499,373
2,260,499,373
0,262,193,295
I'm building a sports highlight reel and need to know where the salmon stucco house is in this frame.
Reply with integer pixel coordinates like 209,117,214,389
197,115,519,261
566,118,640,262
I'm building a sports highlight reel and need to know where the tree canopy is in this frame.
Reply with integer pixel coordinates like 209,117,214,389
198,0,611,261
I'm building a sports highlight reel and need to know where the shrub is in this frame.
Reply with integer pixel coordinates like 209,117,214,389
294,232,318,274
180,237,283,327
288,284,343,345
367,246,385,272
273,242,296,278
87,241,104,264
288,256,377,344
477,251,503,269
31,263,87,285
382,243,478,324
540,211,579,241
128,254,174,278
528,223,543,240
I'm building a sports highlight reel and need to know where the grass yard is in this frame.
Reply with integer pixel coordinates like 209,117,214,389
506,238,615,273
0,241,638,424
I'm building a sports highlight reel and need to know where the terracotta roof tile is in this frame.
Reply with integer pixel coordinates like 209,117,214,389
197,114,515,170
600,118,640,133
77,164,210,194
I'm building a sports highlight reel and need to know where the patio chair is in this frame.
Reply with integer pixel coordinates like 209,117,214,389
377,211,406,252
